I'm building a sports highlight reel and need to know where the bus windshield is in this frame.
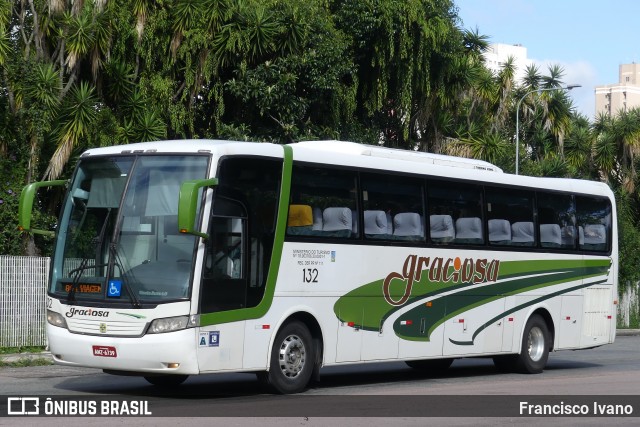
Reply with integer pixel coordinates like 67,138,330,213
51,155,210,304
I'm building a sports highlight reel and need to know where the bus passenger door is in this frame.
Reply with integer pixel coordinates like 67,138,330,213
197,201,248,372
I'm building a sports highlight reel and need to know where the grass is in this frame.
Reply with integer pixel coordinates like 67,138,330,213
0,357,53,368
0,346,47,355
628,307,640,329
0,345,52,368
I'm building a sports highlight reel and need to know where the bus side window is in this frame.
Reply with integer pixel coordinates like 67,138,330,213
485,187,534,247
201,197,247,313
576,196,611,252
537,192,575,249
288,165,359,239
200,157,282,313
428,181,483,245
361,172,425,242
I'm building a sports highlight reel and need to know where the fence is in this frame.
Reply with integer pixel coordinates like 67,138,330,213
0,256,49,348
619,282,639,328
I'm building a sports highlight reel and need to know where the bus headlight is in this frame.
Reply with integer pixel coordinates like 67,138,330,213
47,310,68,329
147,315,198,334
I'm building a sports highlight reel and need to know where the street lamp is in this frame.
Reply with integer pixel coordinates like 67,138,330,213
515,84,581,175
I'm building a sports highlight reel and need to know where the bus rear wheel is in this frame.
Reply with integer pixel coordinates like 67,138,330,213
144,374,189,387
515,314,550,374
260,321,314,394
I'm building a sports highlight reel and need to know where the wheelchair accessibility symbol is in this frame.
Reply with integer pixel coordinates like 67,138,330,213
107,280,122,297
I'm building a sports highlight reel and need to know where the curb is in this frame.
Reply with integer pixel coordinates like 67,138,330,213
615,329,640,336
0,352,52,364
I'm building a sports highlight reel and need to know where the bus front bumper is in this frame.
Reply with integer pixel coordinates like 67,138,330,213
47,324,200,375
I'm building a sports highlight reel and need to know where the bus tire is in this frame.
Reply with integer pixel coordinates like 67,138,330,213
515,314,550,374
143,374,189,387
405,358,453,371
262,321,314,394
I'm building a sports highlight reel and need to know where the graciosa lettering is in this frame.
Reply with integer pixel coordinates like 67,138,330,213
383,255,500,306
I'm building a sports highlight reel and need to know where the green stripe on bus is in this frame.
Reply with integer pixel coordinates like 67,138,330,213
497,258,610,278
200,145,293,326
334,258,611,333
392,271,610,341
448,279,609,346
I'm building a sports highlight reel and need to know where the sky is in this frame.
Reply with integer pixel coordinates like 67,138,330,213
456,0,640,119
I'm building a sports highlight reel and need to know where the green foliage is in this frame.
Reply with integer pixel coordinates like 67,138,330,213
618,209,640,286
0,160,25,255
0,356,53,368
0,0,640,285
0,346,46,355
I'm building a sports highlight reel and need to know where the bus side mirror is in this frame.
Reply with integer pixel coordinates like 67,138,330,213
177,178,218,239
18,180,67,237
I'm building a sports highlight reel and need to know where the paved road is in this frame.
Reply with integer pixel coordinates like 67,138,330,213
1,336,639,426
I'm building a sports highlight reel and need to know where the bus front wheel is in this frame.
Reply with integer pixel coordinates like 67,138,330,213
260,321,314,394
515,314,550,374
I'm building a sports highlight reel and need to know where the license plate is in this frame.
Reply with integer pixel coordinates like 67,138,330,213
92,345,117,358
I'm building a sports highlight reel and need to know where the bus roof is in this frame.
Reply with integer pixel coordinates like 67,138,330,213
80,139,284,158
78,139,613,199
293,140,503,172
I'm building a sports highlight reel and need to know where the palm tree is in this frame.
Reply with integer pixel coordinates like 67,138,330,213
462,27,490,59
24,63,62,183
444,131,508,165
542,89,574,158
44,82,98,180
564,115,594,177
492,56,516,133
521,64,541,89
512,66,575,170
592,108,640,192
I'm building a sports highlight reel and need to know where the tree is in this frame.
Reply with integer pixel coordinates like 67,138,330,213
330,0,467,150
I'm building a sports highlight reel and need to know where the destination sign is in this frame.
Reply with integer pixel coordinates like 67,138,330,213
63,283,102,293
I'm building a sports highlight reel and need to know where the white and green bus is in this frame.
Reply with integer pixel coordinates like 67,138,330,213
19,139,617,393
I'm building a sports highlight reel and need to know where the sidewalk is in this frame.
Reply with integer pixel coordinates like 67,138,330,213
0,351,52,364
1,330,639,364
615,328,640,336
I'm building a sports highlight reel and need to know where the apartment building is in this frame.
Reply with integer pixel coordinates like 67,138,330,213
595,63,640,116
483,43,532,84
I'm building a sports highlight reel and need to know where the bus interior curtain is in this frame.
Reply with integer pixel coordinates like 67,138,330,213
145,169,193,216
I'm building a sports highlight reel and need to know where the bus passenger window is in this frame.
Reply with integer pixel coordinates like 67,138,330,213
485,187,534,247
288,166,358,239
428,181,483,245
537,193,575,249
576,196,611,252
360,173,425,242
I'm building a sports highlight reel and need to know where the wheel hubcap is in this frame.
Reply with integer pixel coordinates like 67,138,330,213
278,334,306,378
527,326,545,362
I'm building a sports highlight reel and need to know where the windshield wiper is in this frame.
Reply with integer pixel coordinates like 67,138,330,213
110,243,142,309
67,208,112,304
